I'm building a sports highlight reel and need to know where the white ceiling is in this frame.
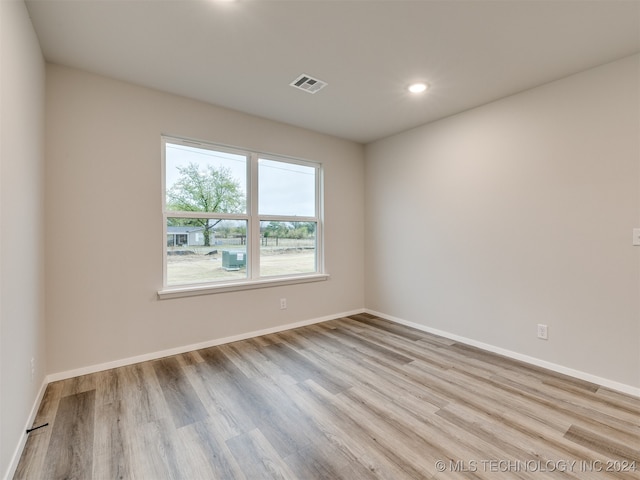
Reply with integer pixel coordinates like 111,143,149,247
25,0,640,144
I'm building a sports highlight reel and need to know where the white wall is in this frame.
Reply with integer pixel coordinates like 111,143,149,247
365,55,640,391
45,64,365,375
0,0,47,477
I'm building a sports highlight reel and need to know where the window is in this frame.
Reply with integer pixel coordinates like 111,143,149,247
161,136,325,296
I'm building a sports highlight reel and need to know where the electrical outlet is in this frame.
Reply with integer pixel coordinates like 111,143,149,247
280,298,287,310
537,324,548,340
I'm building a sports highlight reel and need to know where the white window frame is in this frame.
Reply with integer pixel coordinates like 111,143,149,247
158,135,327,299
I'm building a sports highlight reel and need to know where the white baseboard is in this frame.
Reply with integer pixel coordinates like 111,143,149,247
3,378,48,480
47,308,366,383
366,309,640,398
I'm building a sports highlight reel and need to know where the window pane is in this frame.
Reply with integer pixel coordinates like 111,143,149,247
166,218,247,286
166,143,247,214
259,159,316,216
260,221,316,277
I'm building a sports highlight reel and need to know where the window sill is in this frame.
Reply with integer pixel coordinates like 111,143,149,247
157,273,329,300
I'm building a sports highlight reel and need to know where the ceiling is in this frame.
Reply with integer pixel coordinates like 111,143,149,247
25,0,640,144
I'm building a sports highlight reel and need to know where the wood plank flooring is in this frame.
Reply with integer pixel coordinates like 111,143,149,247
14,313,640,479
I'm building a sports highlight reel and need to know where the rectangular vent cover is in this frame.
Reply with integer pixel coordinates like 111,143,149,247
289,74,327,94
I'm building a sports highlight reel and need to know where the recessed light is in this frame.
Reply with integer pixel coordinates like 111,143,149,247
408,83,428,94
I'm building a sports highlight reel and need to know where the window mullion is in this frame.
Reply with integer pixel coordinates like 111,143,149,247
249,153,260,280
258,215,317,223
165,211,248,220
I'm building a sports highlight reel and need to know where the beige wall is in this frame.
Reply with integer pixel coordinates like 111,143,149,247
365,55,640,390
0,0,46,476
45,64,365,375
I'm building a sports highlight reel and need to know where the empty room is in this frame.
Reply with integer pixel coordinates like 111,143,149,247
2,0,640,478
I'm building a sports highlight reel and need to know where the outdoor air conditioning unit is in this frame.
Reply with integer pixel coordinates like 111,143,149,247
222,250,246,271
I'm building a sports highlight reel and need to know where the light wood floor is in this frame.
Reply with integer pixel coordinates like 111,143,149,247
14,313,640,479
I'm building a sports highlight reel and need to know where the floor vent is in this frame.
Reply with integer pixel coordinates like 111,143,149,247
289,74,327,94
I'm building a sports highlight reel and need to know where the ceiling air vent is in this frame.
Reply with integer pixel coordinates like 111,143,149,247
289,74,327,94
